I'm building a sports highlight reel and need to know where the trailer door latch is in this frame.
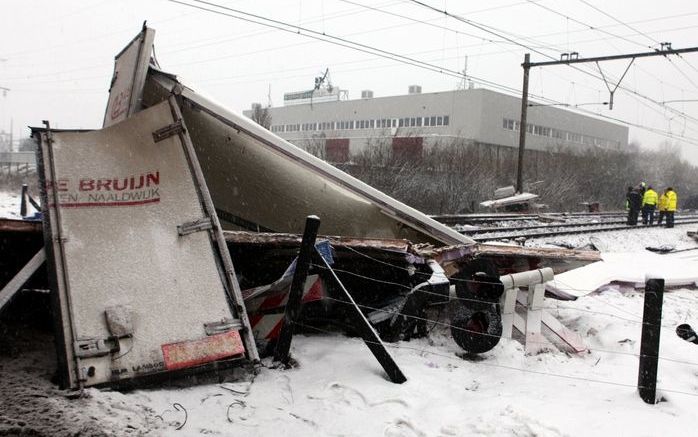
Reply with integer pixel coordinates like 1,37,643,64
177,218,213,236
152,120,185,143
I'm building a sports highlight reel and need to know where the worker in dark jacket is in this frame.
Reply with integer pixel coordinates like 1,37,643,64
626,186,642,225
638,181,647,197
641,186,658,225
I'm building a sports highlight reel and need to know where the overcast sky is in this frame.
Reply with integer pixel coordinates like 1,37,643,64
3,0,698,163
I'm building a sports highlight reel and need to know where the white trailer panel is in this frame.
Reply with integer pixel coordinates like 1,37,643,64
102,25,155,127
37,99,255,389
143,69,475,246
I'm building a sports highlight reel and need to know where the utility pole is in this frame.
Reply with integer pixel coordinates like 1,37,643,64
0,58,9,152
515,44,698,194
516,53,530,194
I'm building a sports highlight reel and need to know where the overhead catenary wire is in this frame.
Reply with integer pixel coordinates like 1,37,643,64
165,0,698,147
6,0,698,140
576,0,698,88
532,0,698,102
0,0,404,79
403,0,698,132
406,0,698,132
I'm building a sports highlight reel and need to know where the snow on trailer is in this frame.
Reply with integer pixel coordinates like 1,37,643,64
32,98,258,389
1,24,698,435
0,25,614,394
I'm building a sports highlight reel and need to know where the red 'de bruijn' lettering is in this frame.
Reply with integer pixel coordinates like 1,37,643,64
79,172,159,191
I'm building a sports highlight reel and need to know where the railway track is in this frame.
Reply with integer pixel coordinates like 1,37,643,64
460,214,698,235
470,219,698,242
432,211,630,225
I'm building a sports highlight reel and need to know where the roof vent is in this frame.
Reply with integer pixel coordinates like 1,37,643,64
408,85,422,94
361,90,374,99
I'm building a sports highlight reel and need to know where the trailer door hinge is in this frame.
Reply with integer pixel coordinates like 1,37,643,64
204,318,242,335
177,217,213,236
152,120,185,143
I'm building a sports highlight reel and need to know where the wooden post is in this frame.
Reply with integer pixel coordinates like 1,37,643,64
315,249,407,384
0,249,46,315
20,184,28,217
638,277,664,404
500,287,518,339
273,215,321,364
525,283,546,355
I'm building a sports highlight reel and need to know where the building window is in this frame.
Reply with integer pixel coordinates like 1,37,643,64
443,116,449,126
430,116,436,126
568,132,582,143
533,125,550,136
391,119,397,128
350,120,355,129
416,117,423,127
424,117,430,127
370,119,375,128
436,116,443,126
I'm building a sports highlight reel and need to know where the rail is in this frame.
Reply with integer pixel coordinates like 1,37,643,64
472,218,698,241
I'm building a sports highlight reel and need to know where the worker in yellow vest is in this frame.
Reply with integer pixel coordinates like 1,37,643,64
665,187,678,228
641,186,658,225
657,189,669,225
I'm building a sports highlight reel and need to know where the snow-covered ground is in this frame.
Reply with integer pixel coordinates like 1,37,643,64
0,189,23,219
2,191,698,436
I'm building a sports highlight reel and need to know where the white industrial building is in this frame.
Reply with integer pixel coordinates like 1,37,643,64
243,85,629,163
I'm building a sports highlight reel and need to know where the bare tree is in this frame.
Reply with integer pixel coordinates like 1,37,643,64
250,103,272,129
338,137,698,214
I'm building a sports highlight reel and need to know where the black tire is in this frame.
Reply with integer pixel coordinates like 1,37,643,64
453,259,503,304
450,303,503,354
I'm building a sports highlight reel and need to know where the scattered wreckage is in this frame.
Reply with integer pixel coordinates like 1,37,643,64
0,26,601,389
479,185,543,212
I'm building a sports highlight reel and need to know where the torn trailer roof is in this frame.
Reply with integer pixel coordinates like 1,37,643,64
139,66,473,247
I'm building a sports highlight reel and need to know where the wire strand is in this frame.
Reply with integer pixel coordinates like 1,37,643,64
291,320,698,398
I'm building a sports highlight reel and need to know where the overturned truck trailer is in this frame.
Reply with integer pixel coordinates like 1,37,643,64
103,27,598,354
0,27,602,389
129,48,598,353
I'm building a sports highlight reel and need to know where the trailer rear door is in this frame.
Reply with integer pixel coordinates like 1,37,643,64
36,98,256,389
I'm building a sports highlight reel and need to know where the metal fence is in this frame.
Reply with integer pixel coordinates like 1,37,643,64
0,152,35,175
